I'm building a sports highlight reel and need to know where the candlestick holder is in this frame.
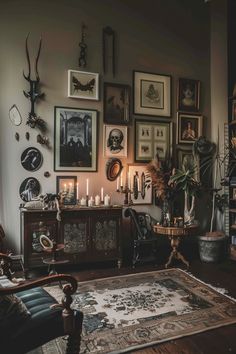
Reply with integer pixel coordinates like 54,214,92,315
86,195,89,207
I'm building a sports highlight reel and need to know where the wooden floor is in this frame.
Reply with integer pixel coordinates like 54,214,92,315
73,260,236,354
31,259,236,354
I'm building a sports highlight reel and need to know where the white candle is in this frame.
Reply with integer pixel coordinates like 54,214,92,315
128,172,131,190
64,183,67,192
116,177,119,191
137,177,140,191
95,195,101,206
101,187,104,202
104,194,110,206
120,171,123,187
76,182,79,200
86,178,89,196
69,182,72,192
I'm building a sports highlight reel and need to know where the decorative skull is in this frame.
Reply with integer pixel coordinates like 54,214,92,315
107,129,124,151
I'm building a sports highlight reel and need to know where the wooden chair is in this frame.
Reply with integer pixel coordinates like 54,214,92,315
0,253,83,354
124,208,158,267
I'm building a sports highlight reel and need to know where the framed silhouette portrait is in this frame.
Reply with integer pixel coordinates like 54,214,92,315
177,113,203,144
19,177,40,202
21,147,43,172
178,78,200,112
103,125,128,158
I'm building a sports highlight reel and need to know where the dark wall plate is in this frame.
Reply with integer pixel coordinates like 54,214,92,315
106,158,123,181
21,147,43,172
19,177,40,202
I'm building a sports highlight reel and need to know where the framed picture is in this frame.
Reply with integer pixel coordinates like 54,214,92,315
68,70,99,100
177,147,195,170
233,188,236,200
135,119,172,162
133,71,171,117
104,82,130,124
232,99,236,121
128,164,152,205
21,147,43,172
177,113,203,144
177,78,200,112
103,125,128,158
54,106,98,172
56,176,77,205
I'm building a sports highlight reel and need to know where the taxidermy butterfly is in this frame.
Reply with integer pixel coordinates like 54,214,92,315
72,76,95,93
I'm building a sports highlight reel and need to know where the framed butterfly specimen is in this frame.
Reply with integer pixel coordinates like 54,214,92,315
68,70,99,100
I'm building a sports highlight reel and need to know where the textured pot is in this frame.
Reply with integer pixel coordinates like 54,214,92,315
198,234,226,263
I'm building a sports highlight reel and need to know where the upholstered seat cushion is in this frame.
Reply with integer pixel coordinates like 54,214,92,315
1,287,64,354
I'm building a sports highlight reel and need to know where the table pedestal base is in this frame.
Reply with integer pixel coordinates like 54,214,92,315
165,235,189,268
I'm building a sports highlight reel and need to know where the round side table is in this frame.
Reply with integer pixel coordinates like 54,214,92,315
153,224,198,268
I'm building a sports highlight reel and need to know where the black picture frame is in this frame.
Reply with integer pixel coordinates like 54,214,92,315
135,119,172,162
177,78,200,112
56,176,77,205
104,82,130,125
54,106,98,172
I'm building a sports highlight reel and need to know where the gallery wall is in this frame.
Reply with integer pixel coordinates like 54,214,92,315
0,0,211,252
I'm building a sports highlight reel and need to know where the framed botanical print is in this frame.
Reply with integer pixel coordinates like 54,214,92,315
177,112,203,144
54,106,98,171
104,82,130,124
56,176,77,205
128,164,153,205
135,119,172,162
103,125,128,158
177,78,200,112
133,71,171,117
68,70,99,100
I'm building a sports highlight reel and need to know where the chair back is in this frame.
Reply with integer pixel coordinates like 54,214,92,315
124,208,152,240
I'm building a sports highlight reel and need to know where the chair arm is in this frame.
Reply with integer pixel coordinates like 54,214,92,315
0,274,77,296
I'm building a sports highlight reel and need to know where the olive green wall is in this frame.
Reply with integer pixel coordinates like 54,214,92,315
0,0,210,252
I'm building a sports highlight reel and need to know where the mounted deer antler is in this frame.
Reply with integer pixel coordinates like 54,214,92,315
23,33,46,132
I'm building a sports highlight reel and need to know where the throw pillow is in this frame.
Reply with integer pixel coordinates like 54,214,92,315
0,293,30,324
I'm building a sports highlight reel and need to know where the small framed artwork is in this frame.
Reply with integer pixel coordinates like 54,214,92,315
56,176,77,205
21,147,43,172
133,71,171,117
128,164,153,205
232,99,236,122
233,188,236,200
68,70,99,100
177,147,195,170
177,78,200,112
177,113,203,144
103,125,128,158
19,177,40,202
54,106,98,172
104,82,130,124
135,119,172,162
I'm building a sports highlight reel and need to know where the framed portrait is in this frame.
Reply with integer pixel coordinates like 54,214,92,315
103,125,128,158
177,78,200,112
128,164,153,205
56,176,77,205
133,71,171,117
232,99,236,122
233,188,236,200
135,119,172,162
21,147,43,172
19,177,40,202
177,113,203,144
177,147,195,170
54,106,98,172
68,70,99,100
104,82,130,124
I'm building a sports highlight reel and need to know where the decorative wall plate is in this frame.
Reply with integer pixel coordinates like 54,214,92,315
106,158,123,181
19,177,40,202
21,147,43,172
9,104,22,126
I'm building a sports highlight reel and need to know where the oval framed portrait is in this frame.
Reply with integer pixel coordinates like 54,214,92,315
21,147,43,172
19,177,40,202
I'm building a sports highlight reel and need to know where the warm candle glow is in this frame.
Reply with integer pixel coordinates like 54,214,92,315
120,171,123,187
76,182,79,200
137,176,140,192
101,187,104,202
64,183,67,192
128,171,131,190
86,178,89,196
116,176,119,190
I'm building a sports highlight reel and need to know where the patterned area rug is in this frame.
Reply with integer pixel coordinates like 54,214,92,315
29,268,236,354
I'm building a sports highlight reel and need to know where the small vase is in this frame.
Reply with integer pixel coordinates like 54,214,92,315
161,198,172,226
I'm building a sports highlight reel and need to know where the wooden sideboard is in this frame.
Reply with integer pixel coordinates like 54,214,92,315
20,206,123,272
